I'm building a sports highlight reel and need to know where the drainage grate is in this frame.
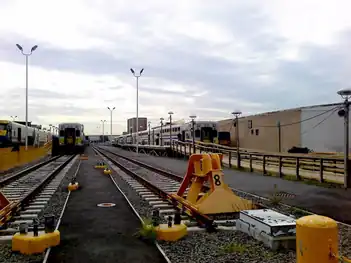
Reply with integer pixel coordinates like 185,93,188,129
273,192,296,198
97,203,116,207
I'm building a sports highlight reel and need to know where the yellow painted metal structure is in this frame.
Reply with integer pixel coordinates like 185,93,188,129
94,162,106,169
80,154,88,160
12,230,60,255
296,215,338,263
68,182,79,191
0,145,51,173
156,223,187,241
103,168,112,175
172,154,253,215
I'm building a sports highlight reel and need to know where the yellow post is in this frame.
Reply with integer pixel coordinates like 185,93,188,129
296,215,338,263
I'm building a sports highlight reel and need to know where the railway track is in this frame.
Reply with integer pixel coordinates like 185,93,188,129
94,147,239,231
0,155,78,236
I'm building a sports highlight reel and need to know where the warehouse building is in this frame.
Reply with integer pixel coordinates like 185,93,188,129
217,102,347,153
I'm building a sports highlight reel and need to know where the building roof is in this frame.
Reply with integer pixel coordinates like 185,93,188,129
219,102,343,122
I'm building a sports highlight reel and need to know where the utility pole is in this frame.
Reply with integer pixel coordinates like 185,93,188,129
168,111,174,147
277,120,281,152
337,89,351,188
232,111,242,168
189,115,197,154
160,117,164,146
148,121,151,145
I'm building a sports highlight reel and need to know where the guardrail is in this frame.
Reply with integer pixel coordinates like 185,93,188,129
171,140,346,185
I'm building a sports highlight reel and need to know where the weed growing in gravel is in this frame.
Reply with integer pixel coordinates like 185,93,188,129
134,217,157,242
269,184,283,206
220,242,249,254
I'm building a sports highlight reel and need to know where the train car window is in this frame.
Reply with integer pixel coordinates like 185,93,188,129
0,124,6,130
76,130,81,136
251,129,254,135
212,130,218,137
195,130,201,137
59,130,64,136
255,129,259,136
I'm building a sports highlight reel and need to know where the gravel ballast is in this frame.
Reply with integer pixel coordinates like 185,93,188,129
103,146,351,259
0,156,80,263
101,152,296,263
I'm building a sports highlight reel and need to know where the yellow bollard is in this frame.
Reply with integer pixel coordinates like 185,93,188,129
296,215,338,263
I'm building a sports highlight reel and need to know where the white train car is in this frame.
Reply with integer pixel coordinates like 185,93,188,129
117,120,218,146
0,120,51,147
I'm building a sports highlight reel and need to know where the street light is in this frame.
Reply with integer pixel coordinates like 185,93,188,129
189,115,197,154
160,117,164,146
168,111,174,148
130,67,144,153
232,111,242,168
107,107,115,136
101,120,106,143
16,44,38,151
10,115,17,121
337,89,351,188
148,121,151,145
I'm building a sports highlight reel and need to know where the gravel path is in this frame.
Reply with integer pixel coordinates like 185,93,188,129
103,153,296,263
0,156,80,263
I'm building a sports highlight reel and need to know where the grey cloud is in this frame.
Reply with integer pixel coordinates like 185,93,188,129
1,4,350,122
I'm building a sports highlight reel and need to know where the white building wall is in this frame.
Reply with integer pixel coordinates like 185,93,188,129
300,103,348,152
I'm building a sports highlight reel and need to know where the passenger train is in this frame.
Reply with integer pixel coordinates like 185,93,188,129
52,122,86,155
115,120,219,146
0,120,51,148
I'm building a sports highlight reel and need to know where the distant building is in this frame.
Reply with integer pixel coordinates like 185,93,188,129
127,117,147,134
217,102,347,153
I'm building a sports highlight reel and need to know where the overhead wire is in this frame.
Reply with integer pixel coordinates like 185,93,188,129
246,106,340,129
300,107,339,136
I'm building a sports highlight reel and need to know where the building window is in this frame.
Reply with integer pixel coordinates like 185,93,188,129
255,129,259,136
251,129,254,135
248,120,252,129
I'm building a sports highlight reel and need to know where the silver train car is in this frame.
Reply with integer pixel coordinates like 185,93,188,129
0,120,51,148
115,120,218,146
52,122,86,155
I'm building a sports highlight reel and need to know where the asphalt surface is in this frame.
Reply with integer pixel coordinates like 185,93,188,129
48,147,167,263
101,146,351,224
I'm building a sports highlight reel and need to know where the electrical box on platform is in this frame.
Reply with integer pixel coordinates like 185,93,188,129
236,209,296,251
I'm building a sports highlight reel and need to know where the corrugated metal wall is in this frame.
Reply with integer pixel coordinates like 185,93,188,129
300,104,347,152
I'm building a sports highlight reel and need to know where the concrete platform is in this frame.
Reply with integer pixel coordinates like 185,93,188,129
102,146,351,224
47,147,167,263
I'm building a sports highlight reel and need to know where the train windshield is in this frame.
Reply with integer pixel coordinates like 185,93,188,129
0,124,7,130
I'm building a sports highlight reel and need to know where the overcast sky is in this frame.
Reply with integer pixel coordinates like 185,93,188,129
1,0,351,135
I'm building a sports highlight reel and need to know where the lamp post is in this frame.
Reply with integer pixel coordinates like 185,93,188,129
189,115,197,154
160,117,164,146
107,107,115,137
148,121,151,145
232,111,242,168
337,89,351,188
168,111,174,147
130,68,144,154
101,120,106,143
10,115,17,121
16,44,38,151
